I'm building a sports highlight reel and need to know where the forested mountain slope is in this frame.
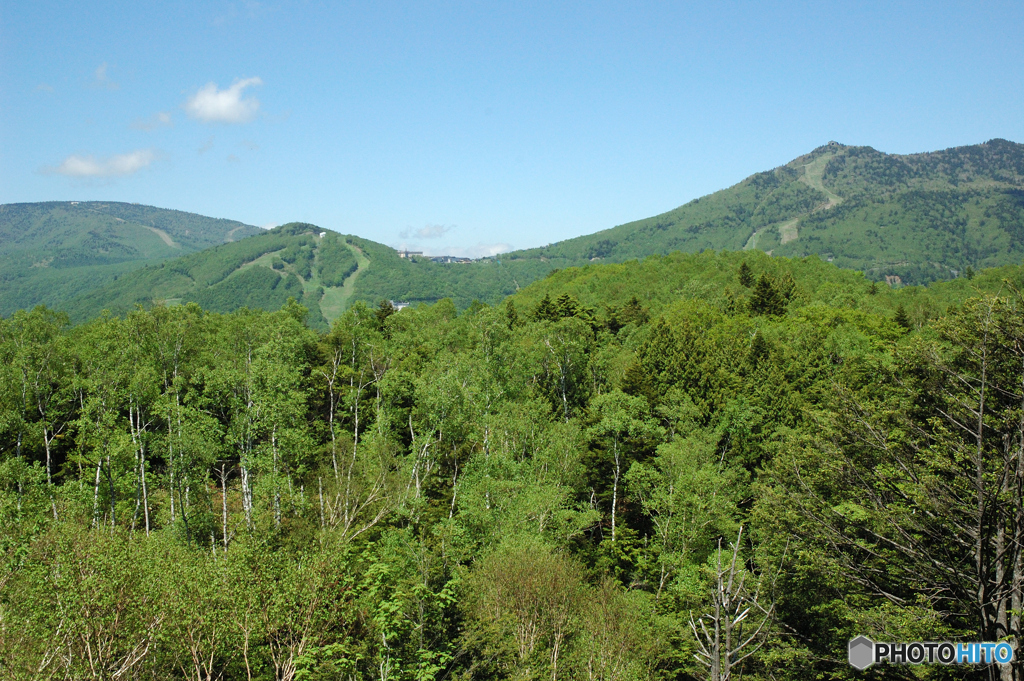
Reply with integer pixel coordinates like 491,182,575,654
515,138,1024,285
0,201,261,314
3,251,1024,679
66,223,550,327
33,139,1024,323
342,138,1024,303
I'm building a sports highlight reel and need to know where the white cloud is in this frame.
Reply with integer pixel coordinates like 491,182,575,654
184,77,262,123
260,222,279,230
35,83,54,92
131,111,173,130
198,137,215,154
436,243,513,259
399,224,453,239
393,242,512,259
93,62,118,90
44,149,156,178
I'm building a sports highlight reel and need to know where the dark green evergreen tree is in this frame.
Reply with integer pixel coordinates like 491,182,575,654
533,293,559,321
620,361,656,406
603,305,623,334
894,304,911,329
555,293,581,319
505,299,520,329
748,274,786,316
375,299,396,330
738,262,754,287
746,332,771,368
620,295,650,326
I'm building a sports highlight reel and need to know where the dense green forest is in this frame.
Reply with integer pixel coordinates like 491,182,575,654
3,249,1024,679
0,202,261,316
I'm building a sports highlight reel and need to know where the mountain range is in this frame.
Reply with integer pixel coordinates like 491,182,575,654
0,202,261,316
3,138,1022,326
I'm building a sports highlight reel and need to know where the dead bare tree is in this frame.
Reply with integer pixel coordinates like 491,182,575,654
690,526,776,681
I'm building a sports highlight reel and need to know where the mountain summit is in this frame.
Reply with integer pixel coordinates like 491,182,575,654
512,138,1024,284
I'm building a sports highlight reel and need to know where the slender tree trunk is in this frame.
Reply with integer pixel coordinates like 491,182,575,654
132,448,142,534
318,477,325,528
273,427,281,528
327,361,340,483
178,475,192,541
611,436,620,543
141,447,149,535
168,414,175,523
241,451,252,530
130,404,146,534
450,446,459,519
42,423,57,520
93,457,103,528
220,463,230,552
105,452,116,528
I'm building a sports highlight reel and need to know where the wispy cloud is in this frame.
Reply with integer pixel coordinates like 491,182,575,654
213,1,270,26
435,243,513,259
198,137,215,154
131,111,173,131
399,224,453,239
184,77,262,123
35,83,54,93
92,62,119,90
394,241,513,259
43,149,157,178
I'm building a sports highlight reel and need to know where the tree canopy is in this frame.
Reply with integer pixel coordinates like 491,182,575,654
2,250,1024,679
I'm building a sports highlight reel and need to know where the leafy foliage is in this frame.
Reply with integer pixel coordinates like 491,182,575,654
4,250,1024,679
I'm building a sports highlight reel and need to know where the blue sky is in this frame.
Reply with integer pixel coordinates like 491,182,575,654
2,1,1022,256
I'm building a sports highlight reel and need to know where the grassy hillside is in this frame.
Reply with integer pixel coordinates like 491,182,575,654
0,202,261,314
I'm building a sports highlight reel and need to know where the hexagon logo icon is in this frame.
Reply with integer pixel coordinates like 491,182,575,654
849,636,875,670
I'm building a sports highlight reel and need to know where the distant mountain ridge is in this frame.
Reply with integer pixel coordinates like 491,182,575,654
0,201,262,315
10,139,1024,323
510,138,1024,284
